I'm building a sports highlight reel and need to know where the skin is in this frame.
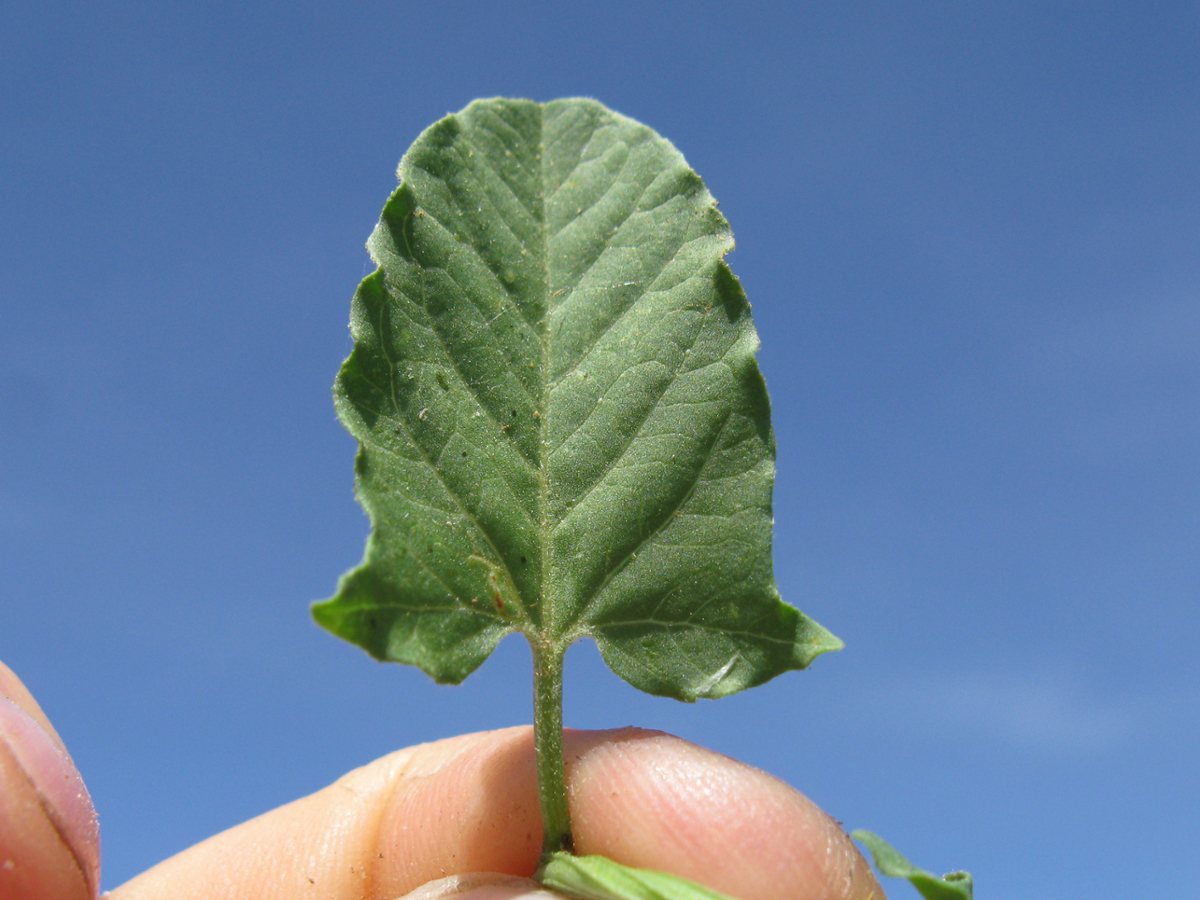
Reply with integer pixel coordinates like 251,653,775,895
0,661,884,900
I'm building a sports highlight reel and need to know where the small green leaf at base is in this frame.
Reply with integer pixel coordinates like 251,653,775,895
538,852,740,900
851,831,973,900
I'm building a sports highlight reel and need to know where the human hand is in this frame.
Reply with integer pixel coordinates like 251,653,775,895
0,660,883,900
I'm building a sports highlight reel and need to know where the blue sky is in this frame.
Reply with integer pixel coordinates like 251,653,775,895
2,2,1197,896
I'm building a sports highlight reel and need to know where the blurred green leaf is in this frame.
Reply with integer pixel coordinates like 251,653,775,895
852,830,973,900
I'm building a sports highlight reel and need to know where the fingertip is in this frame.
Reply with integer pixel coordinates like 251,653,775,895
109,728,547,900
563,728,882,900
0,666,100,900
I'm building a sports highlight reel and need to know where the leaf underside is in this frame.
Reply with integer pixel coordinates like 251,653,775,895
313,97,840,701
852,831,974,900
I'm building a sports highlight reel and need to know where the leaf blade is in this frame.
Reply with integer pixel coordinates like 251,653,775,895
314,97,839,697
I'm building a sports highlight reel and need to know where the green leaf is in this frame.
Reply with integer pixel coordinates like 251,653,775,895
312,97,840,700
539,852,739,900
851,831,973,900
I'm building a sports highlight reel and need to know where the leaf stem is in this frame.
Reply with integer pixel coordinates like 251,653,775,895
532,640,573,861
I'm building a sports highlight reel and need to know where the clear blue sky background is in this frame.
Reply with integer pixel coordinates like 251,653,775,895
2,3,1197,897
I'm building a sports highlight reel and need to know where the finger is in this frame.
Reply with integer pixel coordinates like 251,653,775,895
109,727,880,900
0,661,101,900
564,730,881,900
109,728,538,900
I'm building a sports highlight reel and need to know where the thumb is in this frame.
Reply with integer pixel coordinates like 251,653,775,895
0,661,101,900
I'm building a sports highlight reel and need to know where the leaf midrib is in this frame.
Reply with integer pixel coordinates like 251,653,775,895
535,102,555,645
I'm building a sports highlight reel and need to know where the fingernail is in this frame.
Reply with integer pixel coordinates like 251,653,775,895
0,694,100,898
395,873,559,900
